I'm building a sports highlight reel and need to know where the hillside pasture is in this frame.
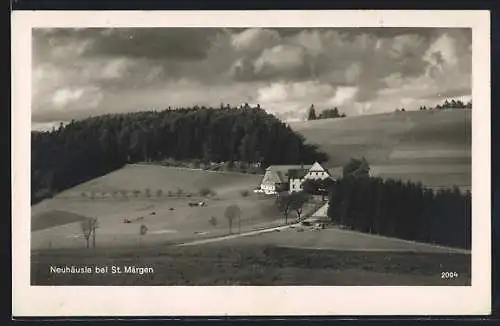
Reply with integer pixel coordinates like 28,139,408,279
31,165,283,250
291,110,471,190
53,164,263,200
291,110,471,164
202,226,470,254
31,244,470,286
32,210,89,232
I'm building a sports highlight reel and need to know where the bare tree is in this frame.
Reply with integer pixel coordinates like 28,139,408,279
276,191,310,224
289,192,310,220
91,218,99,248
276,194,291,224
80,218,97,249
224,204,242,234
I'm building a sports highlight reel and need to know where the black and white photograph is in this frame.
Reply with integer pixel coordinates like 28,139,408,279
12,10,491,316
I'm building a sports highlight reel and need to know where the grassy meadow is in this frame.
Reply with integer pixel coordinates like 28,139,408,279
31,165,283,250
31,244,470,286
291,109,471,191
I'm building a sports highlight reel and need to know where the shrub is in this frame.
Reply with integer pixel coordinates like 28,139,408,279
140,224,148,235
343,157,370,179
239,190,250,197
199,187,215,197
192,159,201,169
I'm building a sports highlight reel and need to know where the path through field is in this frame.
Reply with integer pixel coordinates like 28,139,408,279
177,202,468,254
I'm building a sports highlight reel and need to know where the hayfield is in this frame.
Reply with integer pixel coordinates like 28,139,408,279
51,164,264,200
31,244,470,286
31,165,282,250
291,110,471,190
201,226,470,254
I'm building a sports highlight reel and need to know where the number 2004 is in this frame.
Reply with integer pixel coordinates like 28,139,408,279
441,271,459,279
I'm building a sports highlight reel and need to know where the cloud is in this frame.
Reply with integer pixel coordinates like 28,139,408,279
424,32,459,66
31,27,472,125
33,28,220,65
231,28,280,54
100,58,137,80
254,45,311,78
293,29,324,55
51,88,85,107
256,81,356,120
328,87,359,106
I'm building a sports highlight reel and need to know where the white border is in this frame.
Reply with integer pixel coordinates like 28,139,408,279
12,10,491,316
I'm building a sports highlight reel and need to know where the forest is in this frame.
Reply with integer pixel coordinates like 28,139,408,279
327,172,471,249
31,106,328,204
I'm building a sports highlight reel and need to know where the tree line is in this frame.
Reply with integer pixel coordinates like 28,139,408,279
31,106,328,204
419,99,472,111
324,158,471,249
307,104,347,121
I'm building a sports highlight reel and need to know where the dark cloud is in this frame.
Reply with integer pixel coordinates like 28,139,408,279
32,27,472,124
266,27,470,42
33,28,220,62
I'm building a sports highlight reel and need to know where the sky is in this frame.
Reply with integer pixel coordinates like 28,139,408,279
32,27,472,130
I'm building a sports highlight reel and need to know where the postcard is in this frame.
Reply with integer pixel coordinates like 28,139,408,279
12,9,491,316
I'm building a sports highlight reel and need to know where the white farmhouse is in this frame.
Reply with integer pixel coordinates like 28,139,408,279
259,161,335,194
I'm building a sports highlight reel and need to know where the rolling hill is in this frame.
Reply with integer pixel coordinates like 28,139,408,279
290,109,471,190
30,165,285,249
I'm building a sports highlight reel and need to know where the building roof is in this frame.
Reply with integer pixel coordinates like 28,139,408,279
261,168,288,185
265,164,313,173
262,163,343,184
309,161,328,172
288,168,309,179
265,165,313,182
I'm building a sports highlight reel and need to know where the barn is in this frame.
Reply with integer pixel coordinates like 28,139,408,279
259,162,335,194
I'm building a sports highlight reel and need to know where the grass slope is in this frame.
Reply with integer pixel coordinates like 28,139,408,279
31,165,283,249
203,227,470,254
32,210,89,231
31,245,470,286
52,164,264,200
291,110,471,190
